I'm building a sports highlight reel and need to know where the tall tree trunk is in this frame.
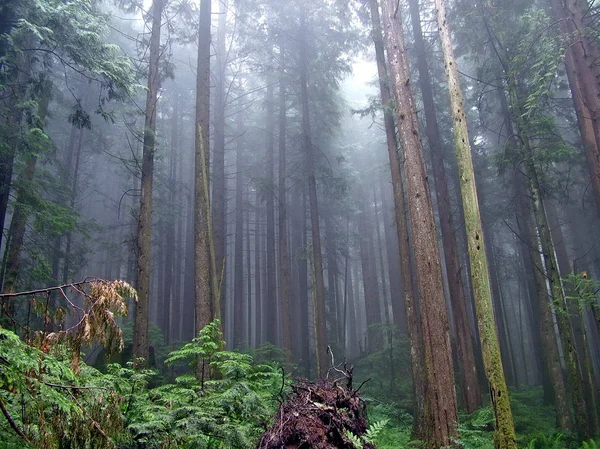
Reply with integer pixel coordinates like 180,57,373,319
409,0,482,414
233,102,244,349
162,103,178,346
0,49,29,252
1,79,51,326
194,0,217,381
379,179,406,332
254,189,262,346
245,186,252,346
547,200,600,434
368,0,424,435
325,214,340,347
434,0,516,445
373,188,391,327
63,127,84,285
358,194,382,352
278,42,292,358
265,80,277,346
550,0,600,217
380,0,459,446
299,10,328,377
133,0,163,367
213,0,227,320
172,96,183,343
503,62,590,436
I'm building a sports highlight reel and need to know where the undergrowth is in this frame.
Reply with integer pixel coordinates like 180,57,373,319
2,317,599,448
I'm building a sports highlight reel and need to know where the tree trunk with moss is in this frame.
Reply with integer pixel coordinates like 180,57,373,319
369,0,425,435
505,74,590,438
434,1,517,448
410,0,482,414
380,0,459,446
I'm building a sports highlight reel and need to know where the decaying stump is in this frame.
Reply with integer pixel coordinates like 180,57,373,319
257,377,375,449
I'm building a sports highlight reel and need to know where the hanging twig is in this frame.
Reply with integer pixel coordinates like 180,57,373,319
0,396,30,443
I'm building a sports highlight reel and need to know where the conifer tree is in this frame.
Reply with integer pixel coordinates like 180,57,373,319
133,0,164,368
379,0,459,446
433,0,517,446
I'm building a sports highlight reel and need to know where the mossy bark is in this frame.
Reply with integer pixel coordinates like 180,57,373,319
504,75,590,439
409,0,482,414
380,0,459,446
433,1,517,447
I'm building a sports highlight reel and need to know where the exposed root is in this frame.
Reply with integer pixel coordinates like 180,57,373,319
257,378,375,449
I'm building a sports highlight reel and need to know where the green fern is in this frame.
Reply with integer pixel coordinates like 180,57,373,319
581,440,600,449
345,419,390,448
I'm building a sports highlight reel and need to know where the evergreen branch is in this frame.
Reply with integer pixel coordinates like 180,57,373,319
0,278,101,298
0,396,30,443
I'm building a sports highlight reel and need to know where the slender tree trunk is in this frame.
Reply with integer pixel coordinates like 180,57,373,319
133,0,163,367
547,200,600,434
358,194,382,352
299,10,328,377
278,42,292,358
325,214,340,347
245,186,252,346
254,189,262,346
213,0,227,320
265,80,277,346
0,49,29,253
233,102,244,349
182,191,195,341
1,80,51,327
409,0,482,414
550,0,600,216
379,179,405,332
373,188,391,327
434,0,516,445
194,0,217,380
63,127,84,285
172,96,183,343
504,66,590,436
369,0,424,435
162,104,178,346
380,0,459,446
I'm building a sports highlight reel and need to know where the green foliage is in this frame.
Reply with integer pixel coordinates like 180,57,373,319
124,320,285,448
0,328,124,448
0,319,284,449
563,272,600,312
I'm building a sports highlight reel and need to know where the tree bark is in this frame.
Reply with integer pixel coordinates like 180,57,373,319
133,0,163,367
409,0,482,414
213,0,227,320
254,188,262,346
434,0,516,445
194,0,217,380
233,102,244,349
265,80,277,346
278,42,292,358
358,193,382,352
380,0,459,446
368,0,424,435
550,0,600,217
299,10,328,377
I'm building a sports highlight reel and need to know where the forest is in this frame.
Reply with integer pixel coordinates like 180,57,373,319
1,0,600,447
